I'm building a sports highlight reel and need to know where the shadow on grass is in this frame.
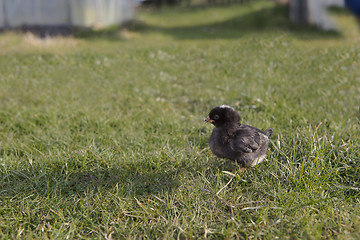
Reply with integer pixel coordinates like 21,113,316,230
65,167,179,196
76,4,341,41
0,145,242,199
0,160,180,197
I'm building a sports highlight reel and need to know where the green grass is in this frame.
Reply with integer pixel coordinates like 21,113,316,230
1,1,360,238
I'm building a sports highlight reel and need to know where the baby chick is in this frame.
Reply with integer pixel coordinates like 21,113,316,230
205,105,272,169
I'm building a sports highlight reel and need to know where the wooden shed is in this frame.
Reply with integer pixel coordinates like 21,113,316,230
0,1,4,28
0,0,135,29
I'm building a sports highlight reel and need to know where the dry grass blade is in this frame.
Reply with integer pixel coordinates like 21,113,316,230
216,171,238,195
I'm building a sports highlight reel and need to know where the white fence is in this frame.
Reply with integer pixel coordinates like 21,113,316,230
290,0,345,30
0,0,135,29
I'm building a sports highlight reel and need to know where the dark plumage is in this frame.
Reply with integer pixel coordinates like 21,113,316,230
205,105,272,168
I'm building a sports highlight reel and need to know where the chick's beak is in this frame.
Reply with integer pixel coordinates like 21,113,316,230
205,116,214,123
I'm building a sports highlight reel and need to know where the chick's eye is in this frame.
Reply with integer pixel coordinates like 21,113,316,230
213,114,220,120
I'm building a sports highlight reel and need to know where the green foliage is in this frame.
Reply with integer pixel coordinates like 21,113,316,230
0,1,359,238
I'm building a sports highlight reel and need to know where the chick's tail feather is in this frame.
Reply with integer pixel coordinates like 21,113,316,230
264,128,273,138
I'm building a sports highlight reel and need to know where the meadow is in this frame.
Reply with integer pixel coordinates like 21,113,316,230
0,1,359,238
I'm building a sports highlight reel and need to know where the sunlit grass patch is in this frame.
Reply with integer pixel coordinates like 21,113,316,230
0,0,359,238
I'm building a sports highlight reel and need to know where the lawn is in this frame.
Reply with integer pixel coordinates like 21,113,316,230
0,1,359,239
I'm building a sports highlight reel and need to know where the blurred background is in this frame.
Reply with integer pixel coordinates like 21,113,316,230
0,0,359,36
